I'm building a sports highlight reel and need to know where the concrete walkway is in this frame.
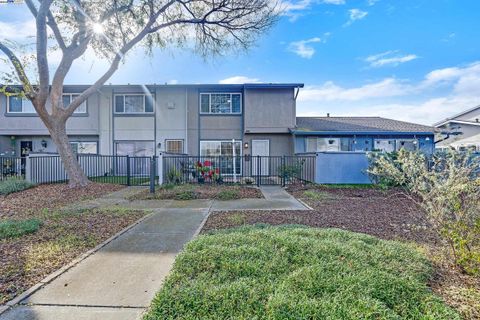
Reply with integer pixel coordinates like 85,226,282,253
1,186,306,320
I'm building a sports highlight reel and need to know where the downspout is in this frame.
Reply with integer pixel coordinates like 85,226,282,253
185,87,188,154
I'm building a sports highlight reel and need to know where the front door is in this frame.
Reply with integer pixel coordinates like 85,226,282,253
20,141,32,174
252,140,269,176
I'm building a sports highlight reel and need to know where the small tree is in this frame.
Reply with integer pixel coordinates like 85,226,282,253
368,149,480,275
0,0,280,187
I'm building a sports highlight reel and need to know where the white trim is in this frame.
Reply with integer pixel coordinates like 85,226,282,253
433,105,480,126
165,139,184,154
200,92,242,115
62,93,87,114
435,119,480,128
6,96,36,114
113,93,155,114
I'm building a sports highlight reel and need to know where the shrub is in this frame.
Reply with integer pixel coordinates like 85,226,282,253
368,149,480,275
278,161,304,183
0,219,42,240
144,226,459,319
166,169,182,184
216,189,240,201
174,190,197,200
0,178,36,195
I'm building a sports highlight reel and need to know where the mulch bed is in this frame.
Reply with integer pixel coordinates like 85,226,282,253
0,183,124,219
203,185,436,244
0,183,146,305
132,185,263,201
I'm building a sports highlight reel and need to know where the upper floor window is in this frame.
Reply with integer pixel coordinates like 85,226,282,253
114,94,154,114
7,96,35,113
62,94,87,114
200,93,241,114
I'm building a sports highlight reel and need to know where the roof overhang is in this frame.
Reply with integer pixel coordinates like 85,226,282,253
291,130,435,136
434,119,480,128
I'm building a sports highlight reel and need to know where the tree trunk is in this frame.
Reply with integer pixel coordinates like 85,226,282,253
48,121,90,187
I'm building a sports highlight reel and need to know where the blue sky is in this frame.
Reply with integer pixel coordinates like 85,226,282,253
1,0,480,124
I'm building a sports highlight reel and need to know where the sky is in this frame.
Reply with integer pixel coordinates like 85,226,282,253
1,0,480,125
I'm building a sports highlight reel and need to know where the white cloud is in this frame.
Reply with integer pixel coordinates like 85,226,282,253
296,61,480,125
365,51,419,68
219,76,261,84
367,0,380,6
280,0,345,21
0,20,36,41
299,78,412,101
288,33,330,59
167,79,179,84
344,9,368,26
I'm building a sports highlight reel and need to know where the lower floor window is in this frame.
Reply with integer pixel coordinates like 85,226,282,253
70,142,98,154
115,141,154,156
306,138,349,152
200,141,241,175
165,140,184,154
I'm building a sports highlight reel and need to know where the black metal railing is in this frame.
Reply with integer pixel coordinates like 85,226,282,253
27,154,153,186
0,156,24,181
162,155,316,186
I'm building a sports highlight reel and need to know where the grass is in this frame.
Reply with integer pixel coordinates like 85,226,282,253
216,189,240,201
89,176,150,185
0,178,36,195
317,183,376,189
144,225,459,320
0,219,42,239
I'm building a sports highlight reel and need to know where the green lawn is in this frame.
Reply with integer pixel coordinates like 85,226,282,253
88,176,150,185
144,226,459,320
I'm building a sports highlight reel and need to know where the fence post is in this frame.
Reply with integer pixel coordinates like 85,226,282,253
25,155,32,183
158,153,163,185
281,156,286,187
150,156,156,193
257,155,261,187
126,155,131,186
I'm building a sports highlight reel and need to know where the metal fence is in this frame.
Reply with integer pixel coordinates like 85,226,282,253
162,155,316,186
26,154,153,186
0,156,24,181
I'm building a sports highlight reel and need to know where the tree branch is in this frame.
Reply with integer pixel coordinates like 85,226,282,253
0,41,34,97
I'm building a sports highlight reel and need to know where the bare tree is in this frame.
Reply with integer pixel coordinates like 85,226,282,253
0,0,279,187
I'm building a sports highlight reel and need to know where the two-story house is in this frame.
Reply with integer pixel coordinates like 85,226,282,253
0,83,304,159
434,105,480,151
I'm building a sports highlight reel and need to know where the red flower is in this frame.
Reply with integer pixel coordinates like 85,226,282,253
215,168,220,174
196,161,202,167
204,160,212,167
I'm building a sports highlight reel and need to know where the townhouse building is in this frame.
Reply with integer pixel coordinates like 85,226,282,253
0,83,304,159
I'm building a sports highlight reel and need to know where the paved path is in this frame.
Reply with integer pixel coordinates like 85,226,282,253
1,186,306,320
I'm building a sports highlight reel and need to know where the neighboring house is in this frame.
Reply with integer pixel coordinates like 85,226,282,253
293,116,435,154
0,84,303,164
434,105,480,151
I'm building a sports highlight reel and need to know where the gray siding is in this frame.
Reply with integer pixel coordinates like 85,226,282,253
436,123,480,148
244,88,295,133
0,92,100,136
244,133,294,156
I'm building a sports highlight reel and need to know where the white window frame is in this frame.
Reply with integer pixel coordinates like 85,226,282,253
6,96,36,114
199,140,243,175
306,137,341,152
165,139,184,154
70,141,98,154
114,94,154,114
200,93,242,115
62,93,87,114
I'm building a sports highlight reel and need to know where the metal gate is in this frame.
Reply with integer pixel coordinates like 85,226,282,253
161,155,316,186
